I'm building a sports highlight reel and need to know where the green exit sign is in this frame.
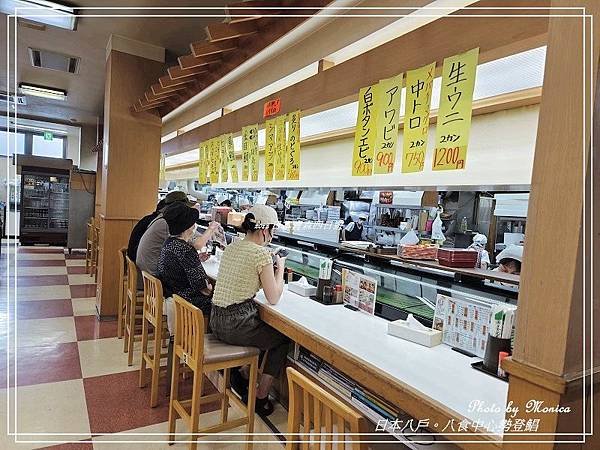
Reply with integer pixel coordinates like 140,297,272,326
43,131,53,141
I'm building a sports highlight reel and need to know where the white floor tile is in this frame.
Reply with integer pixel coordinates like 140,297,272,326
72,298,98,316
66,259,87,267
78,337,141,378
17,316,77,347
7,285,71,301
15,254,65,261
68,274,97,285
16,267,68,276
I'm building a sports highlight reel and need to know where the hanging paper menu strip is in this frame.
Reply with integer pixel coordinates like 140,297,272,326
225,133,238,183
198,143,207,184
247,124,259,182
433,48,479,171
352,84,379,176
159,153,166,182
241,127,250,181
219,135,228,182
402,62,436,173
286,110,301,180
264,119,276,181
209,138,219,184
373,75,402,174
274,115,287,180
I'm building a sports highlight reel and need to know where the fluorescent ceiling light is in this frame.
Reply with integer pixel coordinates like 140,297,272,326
19,83,67,101
0,0,77,31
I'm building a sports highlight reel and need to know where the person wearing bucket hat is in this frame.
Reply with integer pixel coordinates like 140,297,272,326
209,205,288,416
157,203,213,316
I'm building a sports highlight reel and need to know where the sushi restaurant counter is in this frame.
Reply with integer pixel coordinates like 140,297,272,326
202,257,508,447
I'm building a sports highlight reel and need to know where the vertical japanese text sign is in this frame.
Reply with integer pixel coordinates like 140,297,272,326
210,138,220,184
264,119,276,181
247,124,259,181
352,84,379,176
220,135,228,182
274,115,287,180
433,48,478,171
198,142,207,184
225,133,238,183
373,75,402,174
242,127,250,181
286,110,301,180
402,62,436,173
159,153,166,182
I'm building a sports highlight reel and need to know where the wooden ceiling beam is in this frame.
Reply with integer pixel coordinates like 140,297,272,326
167,65,208,80
178,53,222,70
205,20,258,42
159,74,195,89
190,39,239,58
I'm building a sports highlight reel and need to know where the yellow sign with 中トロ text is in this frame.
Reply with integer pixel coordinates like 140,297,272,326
402,62,436,173
433,48,479,171
373,75,403,174
265,119,276,181
286,110,301,180
352,84,379,176
274,115,287,180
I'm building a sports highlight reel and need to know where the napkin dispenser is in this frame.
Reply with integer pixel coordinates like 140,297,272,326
387,314,442,347
288,277,317,297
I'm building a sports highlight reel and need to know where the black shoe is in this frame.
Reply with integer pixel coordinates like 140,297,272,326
255,396,274,416
230,369,248,399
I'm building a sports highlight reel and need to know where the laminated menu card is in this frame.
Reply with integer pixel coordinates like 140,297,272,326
342,268,377,315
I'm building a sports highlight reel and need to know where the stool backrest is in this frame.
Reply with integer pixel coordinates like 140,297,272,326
286,367,366,450
141,271,164,326
125,256,137,303
118,247,128,278
173,295,205,371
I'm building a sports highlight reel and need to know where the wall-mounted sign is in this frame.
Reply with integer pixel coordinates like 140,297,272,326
286,110,301,180
263,98,281,118
265,119,276,181
433,48,479,171
352,84,379,176
198,143,207,184
373,74,403,174
274,115,287,180
44,131,53,141
225,133,238,183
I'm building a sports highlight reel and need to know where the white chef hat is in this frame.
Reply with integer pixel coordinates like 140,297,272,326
496,244,523,263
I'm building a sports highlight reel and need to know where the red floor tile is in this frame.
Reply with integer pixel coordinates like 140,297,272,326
18,247,64,254
74,315,117,341
17,275,69,287
71,284,97,298
67,266,88,274
84,370,219,434
17,299,73,319
8,342,82,387
15,260,67,267
39,442,94,450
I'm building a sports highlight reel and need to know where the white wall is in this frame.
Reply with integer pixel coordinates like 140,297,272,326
167,104,539,190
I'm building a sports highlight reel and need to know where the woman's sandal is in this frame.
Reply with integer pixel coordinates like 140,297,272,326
255,396,275,416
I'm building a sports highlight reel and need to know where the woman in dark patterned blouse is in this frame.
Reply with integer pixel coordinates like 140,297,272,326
157,202,215,316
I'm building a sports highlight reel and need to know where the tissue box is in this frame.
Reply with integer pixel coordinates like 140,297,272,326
388,319,442,347
288,281,317,297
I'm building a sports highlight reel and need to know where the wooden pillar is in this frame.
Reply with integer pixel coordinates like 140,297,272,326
95,49,164,318
502,1,599,448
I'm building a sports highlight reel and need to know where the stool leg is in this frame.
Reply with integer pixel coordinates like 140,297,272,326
138,316,149,388
150,323,162,407
166,337,174,396
168,353,181,444
220,368,230,424
245,357,258,450
189,369,204,450
122,296,130,353
127,297,136,366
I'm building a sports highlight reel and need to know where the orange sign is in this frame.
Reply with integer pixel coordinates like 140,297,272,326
263,98,281,118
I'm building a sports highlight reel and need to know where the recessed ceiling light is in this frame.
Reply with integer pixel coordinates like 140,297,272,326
19,82,67,101
0,0,77,31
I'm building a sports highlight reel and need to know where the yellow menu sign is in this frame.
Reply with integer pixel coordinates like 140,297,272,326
198,142,207,184
225,133,238,183
248,124,259,181
209,138,219,184
402,62,436,173
433,48,479,171
242,127,250,181
264,119,276,181
286,110,301,180
373,75,402,174
159,153,166,182
219,135,228,183
274,115,287,180
352,84,379,176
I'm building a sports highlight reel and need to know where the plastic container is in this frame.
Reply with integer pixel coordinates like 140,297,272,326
437,248,478,268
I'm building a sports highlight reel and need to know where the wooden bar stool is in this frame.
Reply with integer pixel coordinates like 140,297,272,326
286,367,367,450
117,247,128,339
85,218,94,274
123,256,145,366
168,295,260,450
92,223,100,282
139,271,169,407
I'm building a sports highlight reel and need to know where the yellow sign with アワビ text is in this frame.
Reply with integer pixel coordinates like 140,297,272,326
219,135,228,183
373,75,402,174
286,110,301,180
433,48,479,171
402,62,436,173
352,84,379,176
198,142,207,184
265,119,276,181
225,133,238,183
274,115,287,180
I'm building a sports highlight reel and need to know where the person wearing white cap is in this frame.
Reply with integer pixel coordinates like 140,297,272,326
495,244,523,275
342,212,368,241
467,233,491,270
210,205,288,416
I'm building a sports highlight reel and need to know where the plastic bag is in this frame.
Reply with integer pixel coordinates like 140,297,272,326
399,229,419,245
431,212,445,243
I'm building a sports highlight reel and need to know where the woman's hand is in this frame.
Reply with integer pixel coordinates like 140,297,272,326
199,252,210,262
200,281,213,296
274,255,287,274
